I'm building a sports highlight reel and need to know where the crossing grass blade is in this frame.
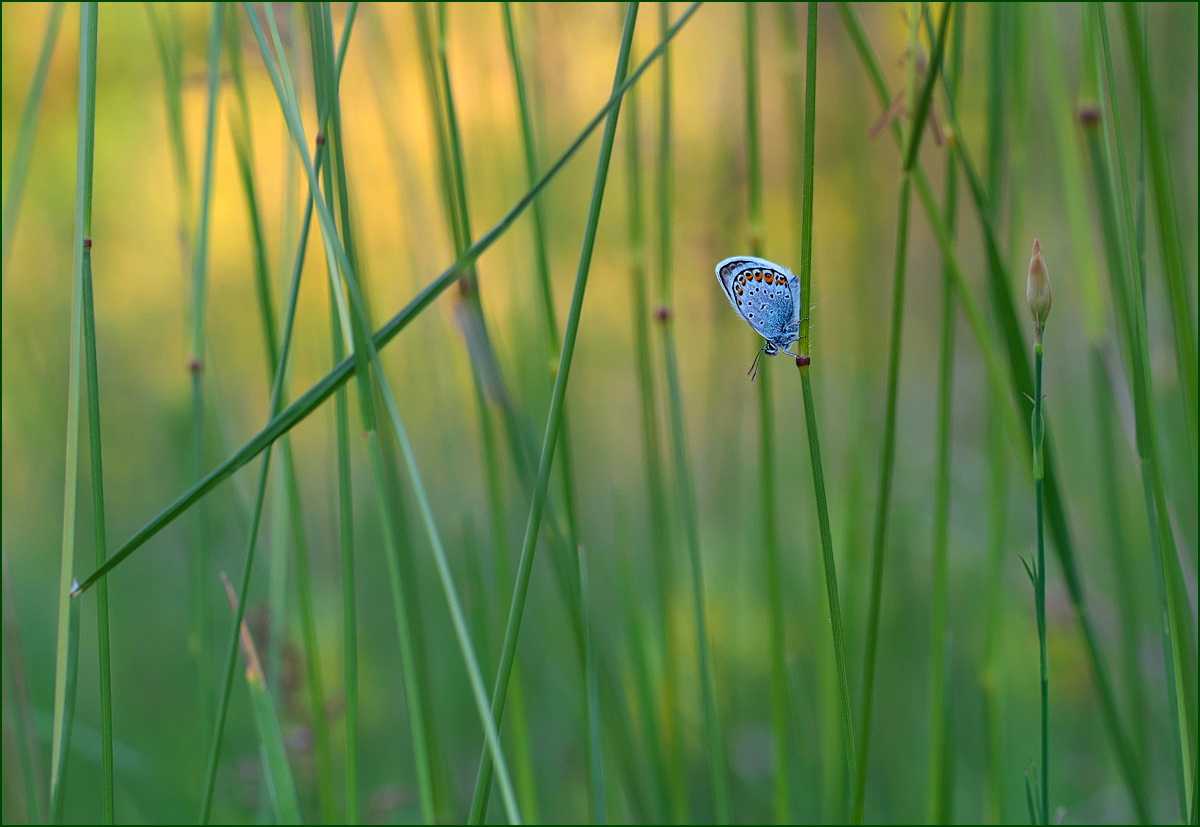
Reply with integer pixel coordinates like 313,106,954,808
837,5,1150,818
257,5,531,821
219,573,302,825
466,5,646,821
225,13,337,820
1,1,64,276
71,0,703,599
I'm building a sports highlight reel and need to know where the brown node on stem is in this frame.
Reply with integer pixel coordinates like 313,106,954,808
83,237,92,249
654,305,672,323
1076,104,1100,126
188,357,204,376
315,131,326,146
795,355,811,368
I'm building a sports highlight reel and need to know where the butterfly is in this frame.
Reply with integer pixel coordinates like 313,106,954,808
715,255,805,379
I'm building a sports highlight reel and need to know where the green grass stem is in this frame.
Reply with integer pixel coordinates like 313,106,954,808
654,2,731,821
1,1,64,276
1032,324,1049,825
465,5,642,821
226,15,338,820
49,7,98,823
741,5,788,821
187,1,226,740
619,18,681,821
852,7,950,821
925,7,963,823
70,5,114,822
791,5,858,816
72,4,703,598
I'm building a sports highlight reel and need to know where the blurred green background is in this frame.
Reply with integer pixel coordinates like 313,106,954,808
2,2,1196,823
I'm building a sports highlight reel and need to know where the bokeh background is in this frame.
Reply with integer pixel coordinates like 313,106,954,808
2,2,1197,823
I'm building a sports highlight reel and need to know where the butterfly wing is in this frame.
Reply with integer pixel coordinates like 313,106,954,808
716,256,798,343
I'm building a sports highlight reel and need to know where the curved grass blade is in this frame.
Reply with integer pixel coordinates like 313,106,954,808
255,4,524,820
72,3,703,598
467,5,644,820
1,1,64,276
220,573,302,825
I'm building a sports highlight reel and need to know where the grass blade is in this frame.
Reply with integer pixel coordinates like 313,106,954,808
654,2,731,820
1,1,64,277
792,4,858,816
72,3,702,597
619,10,682,820
71,4,114,822
219,574,302,825
926,7,963,823
227,11,338,820
188,1,226,738
467,4,643,820
49,589,81,824
580,544,605,824
49,5,98,823
741,5,788,821
852,7,950,821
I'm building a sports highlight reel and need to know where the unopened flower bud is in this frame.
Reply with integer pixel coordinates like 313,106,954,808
1026,236,1051,334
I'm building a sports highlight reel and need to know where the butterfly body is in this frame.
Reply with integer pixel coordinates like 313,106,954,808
715,256,802,373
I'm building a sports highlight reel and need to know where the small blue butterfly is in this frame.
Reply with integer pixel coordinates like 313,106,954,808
715,255,804,379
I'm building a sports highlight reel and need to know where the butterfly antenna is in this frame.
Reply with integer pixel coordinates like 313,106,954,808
747,346,764,381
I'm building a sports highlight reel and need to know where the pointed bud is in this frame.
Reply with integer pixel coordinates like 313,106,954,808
1026,237,1052,334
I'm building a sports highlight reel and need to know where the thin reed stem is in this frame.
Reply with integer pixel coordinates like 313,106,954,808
51,6,99,823
853,7,950,821
620,13,682,820
926,7,963,823
790,5,858,817
1032,330,1049,825
654,2,731,821
188,1,226,739
742,5,788,821
466,5,642,821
